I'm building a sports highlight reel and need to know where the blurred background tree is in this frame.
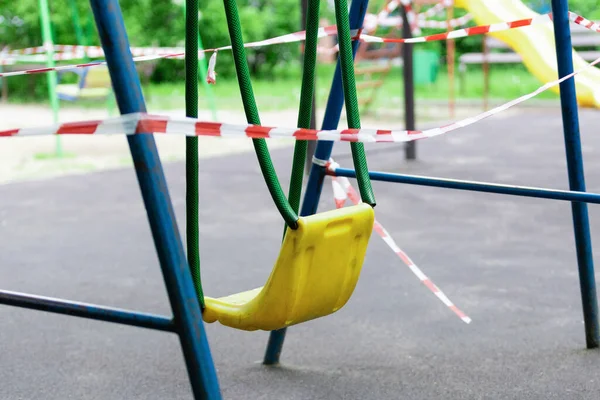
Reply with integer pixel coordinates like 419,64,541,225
0,0,331,98
0,0,334,80
0,0,598,100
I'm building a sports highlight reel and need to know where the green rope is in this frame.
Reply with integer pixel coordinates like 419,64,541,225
222,0,299,229
185,0,205,308
197,33,219,121
333,0,376,206
286,0,321,219
183,2,218,122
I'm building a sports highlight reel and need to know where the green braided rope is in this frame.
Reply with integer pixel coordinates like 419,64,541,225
185,0,204,308
333,0,376,206
297,0,320,131
286,142,307,221
222,0,299,229
286,0,321,218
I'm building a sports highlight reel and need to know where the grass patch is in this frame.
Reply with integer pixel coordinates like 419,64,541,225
143,62,559,112
4,63,559,113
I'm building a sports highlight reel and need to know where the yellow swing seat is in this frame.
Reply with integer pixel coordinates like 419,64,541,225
202,203,375,331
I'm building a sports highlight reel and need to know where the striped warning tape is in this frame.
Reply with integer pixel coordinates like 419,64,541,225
1,53,595,141
570,12,600,32
3,10,593,79
419,1,447,19
359,12,554,44
417,1,473,29
0,45,194,67
4,44,186,57
366,0,455,32
373,13,472,29
330,165,471,324
418,14,473,29
400,0,422,34
0,50,194,65
365,0,401,33
4,45,46,55
0,26,341,78
379,0,401,19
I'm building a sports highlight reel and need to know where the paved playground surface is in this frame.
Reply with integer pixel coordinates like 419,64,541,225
2,105,600,399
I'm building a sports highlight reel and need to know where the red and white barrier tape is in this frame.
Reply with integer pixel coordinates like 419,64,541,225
362,0,399,32
0,58,17,66
369,0,402,32
401,0,422,34
1,11,597,79
0,45,195,67
375,0,401,23
359,12,555,44
0,53,94,65
571,12,600,32
1,53,597,140
4,45,46,55
373,13,472,29
419,2,447,19
330,166,471,324
4,44,186,57
419,14,473,29
365,1,457,32
0,26,341,78
382,0,401,16
361,10,597,44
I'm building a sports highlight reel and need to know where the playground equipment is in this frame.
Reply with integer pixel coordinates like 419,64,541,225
356,0,468,117
203,204,374,331
1,0,600,399
355,0,444,110
355,0,404,110
54,0,111,105
197,0,376,333
457,0,600,108
459,23,600,110
56,67,110,101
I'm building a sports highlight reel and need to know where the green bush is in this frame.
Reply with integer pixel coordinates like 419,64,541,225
0,0,326,99
2,0,598,102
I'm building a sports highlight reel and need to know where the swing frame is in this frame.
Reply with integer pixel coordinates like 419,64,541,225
0,1,598,400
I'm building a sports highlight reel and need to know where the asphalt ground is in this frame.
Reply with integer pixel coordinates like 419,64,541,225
2,107,600,399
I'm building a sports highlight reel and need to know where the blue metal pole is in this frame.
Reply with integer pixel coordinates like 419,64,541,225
550,0,599,348
334,168,600,204
89,1,222,397
0,290,175,333
263,0,371,365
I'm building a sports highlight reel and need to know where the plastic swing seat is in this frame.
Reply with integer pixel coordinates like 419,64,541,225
56,66,112,102
202,203,375,331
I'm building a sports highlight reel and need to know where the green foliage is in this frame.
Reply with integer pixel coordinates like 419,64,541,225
0,0,319,99
2,0,598,103
567,0,600,20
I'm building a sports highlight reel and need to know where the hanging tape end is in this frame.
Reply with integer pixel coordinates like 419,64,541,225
206,51,218,84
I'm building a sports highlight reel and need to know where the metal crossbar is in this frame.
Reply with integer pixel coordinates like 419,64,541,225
332,168,600,205
0,290,176,332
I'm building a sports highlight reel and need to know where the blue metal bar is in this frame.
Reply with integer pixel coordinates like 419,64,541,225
0,290,175,332
401,6,416,160
550,0,599,349
89,1,222,398
334,168,600,204
263,0,371,365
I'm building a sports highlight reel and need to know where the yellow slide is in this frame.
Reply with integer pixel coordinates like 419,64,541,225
456,0,600,108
